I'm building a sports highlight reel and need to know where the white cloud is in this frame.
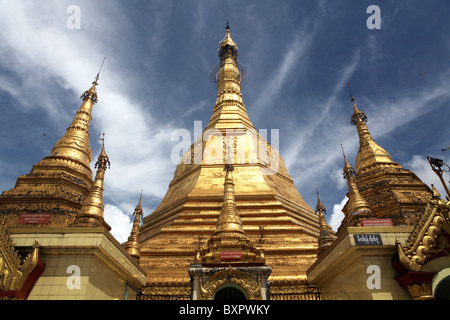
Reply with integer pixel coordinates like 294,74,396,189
329,196,347,231
104,204,133,244
404,154,450,198
330,166,347,190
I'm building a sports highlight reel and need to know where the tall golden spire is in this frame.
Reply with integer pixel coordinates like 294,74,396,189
347,83,394,172
315,188,333,257
341,145,373,222
213,164,246,238
47,74,101,170
125,191,144,260
71,133,111,230
206,21,254,130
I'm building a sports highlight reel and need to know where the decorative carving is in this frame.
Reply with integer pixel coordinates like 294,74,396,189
396,186,449,272
0,223,44,299
199,266,261,300
406,283,433,300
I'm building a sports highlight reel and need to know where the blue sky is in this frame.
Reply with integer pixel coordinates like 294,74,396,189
0,0,449,242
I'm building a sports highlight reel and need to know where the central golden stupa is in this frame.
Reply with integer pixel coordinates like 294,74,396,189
138,23,325,298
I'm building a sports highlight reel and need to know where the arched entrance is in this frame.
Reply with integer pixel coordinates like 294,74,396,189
214,285,247,300
435,275,450,300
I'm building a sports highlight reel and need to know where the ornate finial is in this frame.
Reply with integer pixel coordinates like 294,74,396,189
219,20,238,62
95,133,110,170
80,57,106,104
347,82,355,102
341,144,356,179
134,189,144,216
348,84,369,125
315,187,326,215
94,56,106,85
340,143,346,158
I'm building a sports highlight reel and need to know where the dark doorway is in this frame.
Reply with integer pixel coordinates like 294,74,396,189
435,275,450,300
214,286,247,300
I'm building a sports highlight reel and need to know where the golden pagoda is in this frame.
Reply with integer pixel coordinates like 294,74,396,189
138,23,323,299
0,76,101,227
347,84,432,226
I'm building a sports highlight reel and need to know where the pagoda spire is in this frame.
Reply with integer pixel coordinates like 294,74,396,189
206,21,254,130
71,133,111,230
347,82,394,171
47,66,104,170
315,188,333,257
341,144,373,221
213,164,246,238
125,191,144,261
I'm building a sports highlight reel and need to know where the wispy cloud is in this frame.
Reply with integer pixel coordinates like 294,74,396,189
251,30,316,123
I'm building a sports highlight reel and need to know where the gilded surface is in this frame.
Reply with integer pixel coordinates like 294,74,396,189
347,95,432,226
125,193,144,260
0,223,40,296
199,266,262,300
138,25,322,295
397,186,450,272
315,192,334,256
71,139,111,230
342,153,373,224
0,79,100,228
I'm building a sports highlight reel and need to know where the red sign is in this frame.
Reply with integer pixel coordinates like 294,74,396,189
361,219,393,227
18,213,51,224
220,251,242,261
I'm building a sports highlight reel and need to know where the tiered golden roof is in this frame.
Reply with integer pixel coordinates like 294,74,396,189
344,85,432,226
138,23,322,294
0,76,101,227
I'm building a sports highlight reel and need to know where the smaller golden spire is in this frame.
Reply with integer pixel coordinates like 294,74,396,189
341,144,373,220
347,82,394,171
125,190,144,261
213,164,246,238
315,188,333,257
194,165,264,264
71,133,111,230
